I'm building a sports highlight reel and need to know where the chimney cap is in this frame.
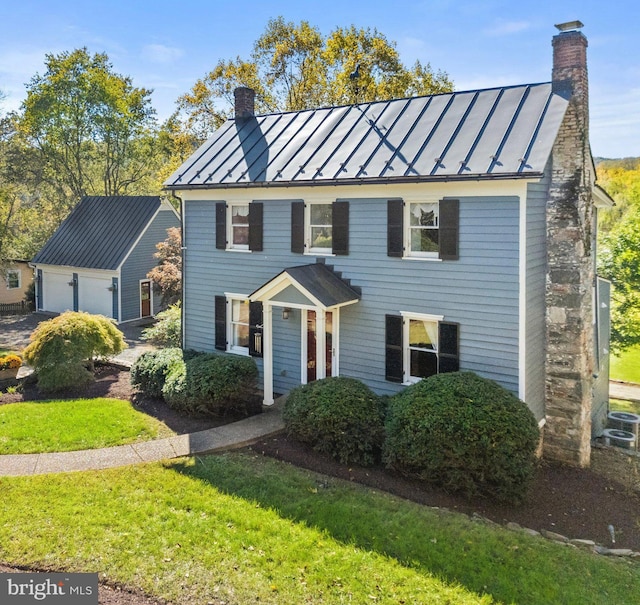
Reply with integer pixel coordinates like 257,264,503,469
554,20,584,32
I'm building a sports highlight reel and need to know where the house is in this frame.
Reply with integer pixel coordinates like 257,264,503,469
31,196,180,323
165,22,613,467
1,260,33,308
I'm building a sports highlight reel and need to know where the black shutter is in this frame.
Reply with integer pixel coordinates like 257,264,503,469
387,199,404,257
439,199,459,260
248,301,263,357
438,321,459,373
214,295,227,350
332,201,349,255
249,202,263,252
216,202,227,250
291,201,305,253
385,314,404,382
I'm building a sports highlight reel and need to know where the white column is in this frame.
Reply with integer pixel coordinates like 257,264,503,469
263,302,274,405
316,308,326,380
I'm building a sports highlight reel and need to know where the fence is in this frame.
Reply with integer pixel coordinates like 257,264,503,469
0,301,33,316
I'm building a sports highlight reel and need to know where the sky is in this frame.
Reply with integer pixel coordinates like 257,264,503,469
1,0,638,158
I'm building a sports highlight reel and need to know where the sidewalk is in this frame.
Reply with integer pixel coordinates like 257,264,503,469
0,397,285,477
610,381,640,403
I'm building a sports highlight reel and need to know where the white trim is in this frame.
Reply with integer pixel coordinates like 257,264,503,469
226,201,250,251
401,311,442,385
301,307,339,385
399,311,444,322
6,269,20,290
225,294,251,356
139,279,153,318
518,191,527,402
404,200,440,260
263,303,274,405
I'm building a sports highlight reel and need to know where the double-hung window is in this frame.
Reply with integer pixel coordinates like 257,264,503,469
385,312,459,383
407,202,439,258
228,203,249,250
228,296,250,354
307,203,333,253
214,294,263,357
291,200,349,255
216,201,263,252
6,270,20,290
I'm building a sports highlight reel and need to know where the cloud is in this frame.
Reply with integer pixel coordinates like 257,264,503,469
141,44,184,64
484,20,531,36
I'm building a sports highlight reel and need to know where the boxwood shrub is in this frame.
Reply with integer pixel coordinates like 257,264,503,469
284,376,384,466
130,348,184,398
162,352,259,417
383,372,539,504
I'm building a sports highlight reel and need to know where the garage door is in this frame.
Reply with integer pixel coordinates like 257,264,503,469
43,272,73,313
78,276,113,318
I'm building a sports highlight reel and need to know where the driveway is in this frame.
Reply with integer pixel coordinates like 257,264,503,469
0,313,156,367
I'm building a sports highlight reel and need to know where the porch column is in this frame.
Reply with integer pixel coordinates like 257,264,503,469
316,309,327,380
263,302,274,405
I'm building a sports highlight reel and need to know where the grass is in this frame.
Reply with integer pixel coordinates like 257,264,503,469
610,345,640,383
0,453,637,605
0,398,173,454
609,398,640,415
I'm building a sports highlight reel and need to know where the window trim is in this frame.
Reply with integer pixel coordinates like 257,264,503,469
404,200,440,260
6,269,20,290
226,293,251,356
305,201,334,255
401,311,444,384
226,202,250,251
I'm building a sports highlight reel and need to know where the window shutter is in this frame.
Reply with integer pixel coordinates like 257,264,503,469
439,199,459,260
385,314,404,382
249,202,263,252
438,321,459,373
248,301,263,357
332,201,349,255
216,203,227,250
214,295,227,350
387,199,404,257
291,201,305,253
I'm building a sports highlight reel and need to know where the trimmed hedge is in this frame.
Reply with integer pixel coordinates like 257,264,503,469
383,372,539,504
130,348,184,398
284,376,384,466
163,352,259,417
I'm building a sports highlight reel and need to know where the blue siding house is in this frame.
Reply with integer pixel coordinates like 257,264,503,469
32,196,180,323
166,23,613,466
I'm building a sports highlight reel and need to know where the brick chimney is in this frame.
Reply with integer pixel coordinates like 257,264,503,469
544,21,596,468
234,87,255,119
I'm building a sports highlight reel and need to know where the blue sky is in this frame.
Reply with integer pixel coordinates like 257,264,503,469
1,0,638,158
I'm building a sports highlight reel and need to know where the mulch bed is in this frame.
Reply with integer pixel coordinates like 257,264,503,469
1,365,639,604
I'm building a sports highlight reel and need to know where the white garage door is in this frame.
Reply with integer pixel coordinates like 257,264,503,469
43,272,73,313
78,276,113,317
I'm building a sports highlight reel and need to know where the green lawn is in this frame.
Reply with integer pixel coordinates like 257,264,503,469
610,345,640,383
0,398,173,454
0,453,637,605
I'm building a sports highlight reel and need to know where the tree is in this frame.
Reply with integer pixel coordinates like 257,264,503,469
18,48,158,211
598,209,640,352
147,226,182,306
175,17,453,142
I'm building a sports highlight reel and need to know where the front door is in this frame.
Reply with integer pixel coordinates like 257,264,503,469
140,281,151,317
306,310,333,383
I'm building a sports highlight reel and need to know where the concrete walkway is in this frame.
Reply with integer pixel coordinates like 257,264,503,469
0,398,285,477
610,381,640,403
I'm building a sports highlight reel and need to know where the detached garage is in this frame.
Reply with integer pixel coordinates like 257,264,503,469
32,196,180,323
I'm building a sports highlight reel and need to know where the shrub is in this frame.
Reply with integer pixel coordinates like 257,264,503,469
23,312,126,392
130,348,183,398
141,303,181,347
284,377,384,466
383,372,539,504
163,352,259,417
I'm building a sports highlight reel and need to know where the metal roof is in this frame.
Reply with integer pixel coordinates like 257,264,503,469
165,83,568,190
251,263,361,309
32,196,162,270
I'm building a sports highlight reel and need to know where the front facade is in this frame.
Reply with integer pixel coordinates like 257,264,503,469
167,23,612,466
32,196,180,323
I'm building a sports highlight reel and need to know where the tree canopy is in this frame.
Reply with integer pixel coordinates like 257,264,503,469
175,17,453,142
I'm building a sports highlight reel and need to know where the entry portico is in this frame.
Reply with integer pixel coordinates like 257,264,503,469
250,263,360,405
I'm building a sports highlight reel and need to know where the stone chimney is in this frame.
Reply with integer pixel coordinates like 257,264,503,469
544,21,596,467
234,87,255,119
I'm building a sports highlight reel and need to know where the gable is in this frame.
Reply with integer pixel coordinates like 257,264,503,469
166,83,568,190
32,196,163,270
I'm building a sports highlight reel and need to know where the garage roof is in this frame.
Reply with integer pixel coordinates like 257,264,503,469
32,196,163,270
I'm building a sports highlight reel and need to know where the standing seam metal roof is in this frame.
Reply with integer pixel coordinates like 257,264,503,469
165,83,568,189
32,196,162,270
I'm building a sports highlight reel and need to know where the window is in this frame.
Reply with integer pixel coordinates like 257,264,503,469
216,202,263,251
291,201,349,255
387,198,459,260
407,202,439,257
214,295,263,357
228,296,250,353
6,270,20,290
385,312,459,383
